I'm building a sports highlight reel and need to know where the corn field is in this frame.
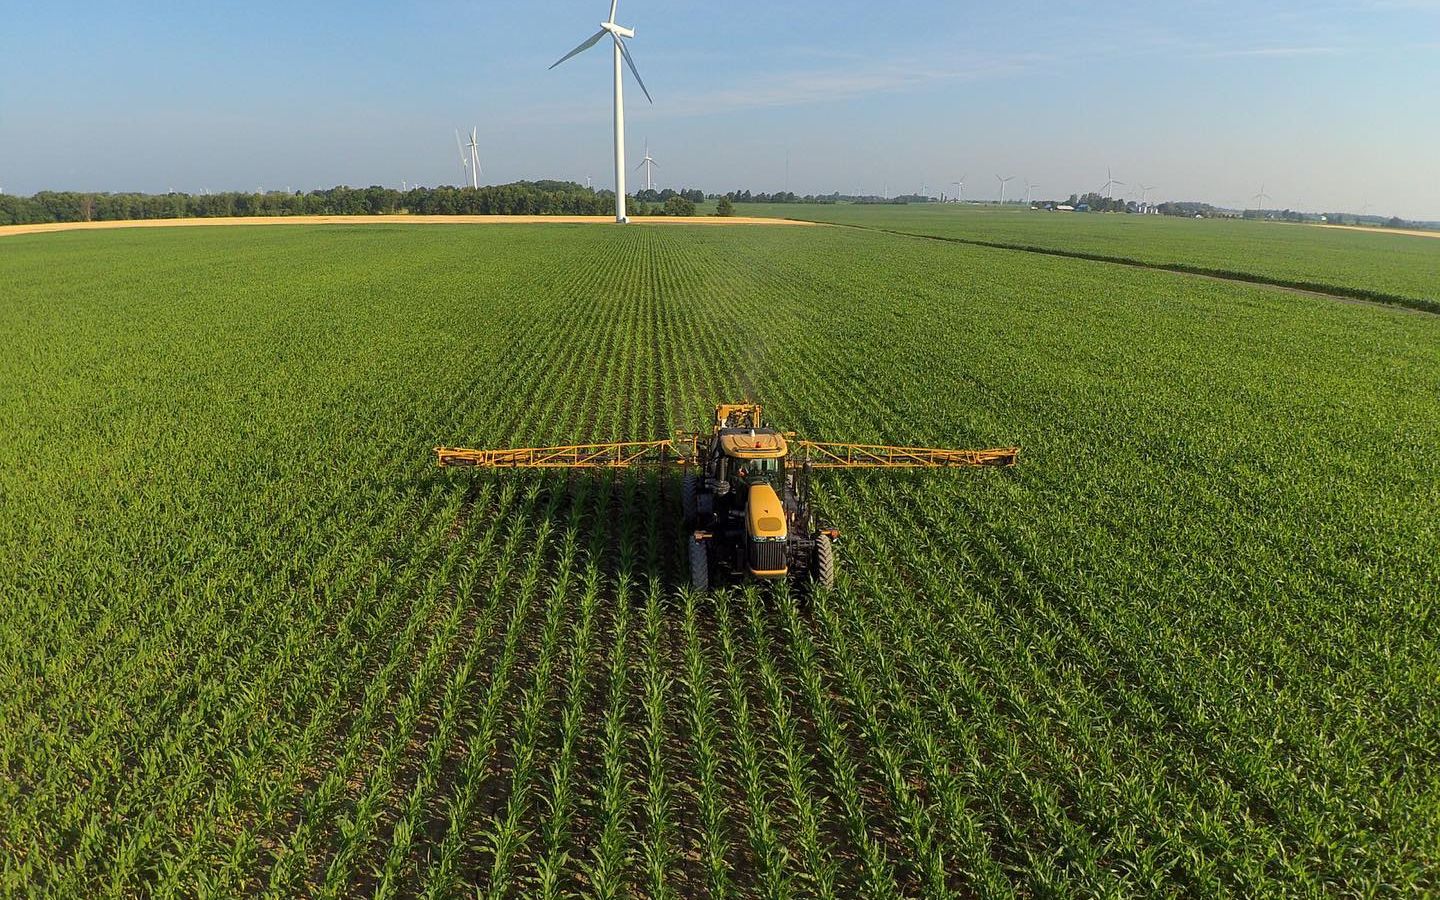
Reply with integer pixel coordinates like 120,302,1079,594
1,223,1437,897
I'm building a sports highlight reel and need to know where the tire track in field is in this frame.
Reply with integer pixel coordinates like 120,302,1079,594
805,220,1440,316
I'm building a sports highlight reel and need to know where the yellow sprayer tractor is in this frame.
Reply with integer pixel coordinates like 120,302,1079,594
436,403,1018,592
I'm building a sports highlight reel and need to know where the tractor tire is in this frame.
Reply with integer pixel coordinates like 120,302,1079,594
681,474,698,525
813,533,835,590
688,536,710,593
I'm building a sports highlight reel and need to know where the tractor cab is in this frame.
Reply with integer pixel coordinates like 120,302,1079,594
715,429,787,485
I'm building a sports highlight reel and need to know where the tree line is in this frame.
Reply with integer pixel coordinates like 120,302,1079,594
0,181,709,226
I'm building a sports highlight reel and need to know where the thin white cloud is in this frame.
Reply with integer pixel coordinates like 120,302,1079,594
508,51,1043,126
1356,0,1440,9
1209,45,1345,57
657,53,1041,115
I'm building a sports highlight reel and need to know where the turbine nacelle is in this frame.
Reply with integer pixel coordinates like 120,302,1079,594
601,21,635,38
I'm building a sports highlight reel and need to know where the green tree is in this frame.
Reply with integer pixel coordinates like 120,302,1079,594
663,195,696,216
715,196,735,217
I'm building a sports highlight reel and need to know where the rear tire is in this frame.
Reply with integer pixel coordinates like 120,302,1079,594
688,536,710,593
681,474,698,525
813,533,835,590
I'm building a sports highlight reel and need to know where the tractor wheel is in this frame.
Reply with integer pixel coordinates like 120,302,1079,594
681,474,698,525
688,536,710,593
813,533,835,590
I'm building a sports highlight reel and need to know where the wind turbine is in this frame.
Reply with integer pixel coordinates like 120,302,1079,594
952,175,966,203
550,0,653,224
1139,184,1155,207
636,139,658,192
454,129,471,185
1252,183,1272,209
1024,179,1039,206
466,128,482,189
1100,167,1124,199
995,174,1014,205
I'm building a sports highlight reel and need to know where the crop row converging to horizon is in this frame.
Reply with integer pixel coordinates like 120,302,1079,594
1,222,1436,896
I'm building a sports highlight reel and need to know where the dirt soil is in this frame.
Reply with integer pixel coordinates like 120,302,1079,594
0,214,814,238
1315,223,1440,240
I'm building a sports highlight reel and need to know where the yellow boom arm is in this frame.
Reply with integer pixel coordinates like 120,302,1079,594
792,441,1018,469
435,439,695,469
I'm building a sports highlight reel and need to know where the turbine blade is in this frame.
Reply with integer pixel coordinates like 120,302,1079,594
549,29,607,69
609,0,619,24
617,37,653,103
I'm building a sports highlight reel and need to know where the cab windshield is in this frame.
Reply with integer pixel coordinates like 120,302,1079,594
733,456,783,484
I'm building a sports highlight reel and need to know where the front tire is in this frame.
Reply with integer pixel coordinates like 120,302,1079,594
812,533,835,590
688,536,710,593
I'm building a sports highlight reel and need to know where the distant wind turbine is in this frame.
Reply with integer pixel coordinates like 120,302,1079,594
1252,183,1272,209
1100,167,1124,198
1024,179,1039,206
454,130,471,185
995,174,1015,205
466,128,482,188
1139,184,1155,206
636,139,658,191
550,0,653,224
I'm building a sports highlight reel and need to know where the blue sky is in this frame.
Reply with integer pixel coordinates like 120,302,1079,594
2,1,1438,217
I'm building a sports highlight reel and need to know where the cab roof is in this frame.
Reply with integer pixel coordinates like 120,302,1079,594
717,429,787,459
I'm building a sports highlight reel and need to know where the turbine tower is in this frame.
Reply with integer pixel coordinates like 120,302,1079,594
550,0,653,224
636,139,658,192
995,174,1015,205
1024,179,1039,206
466,127,482,189
952,175,966,203
1252,183,1272,209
